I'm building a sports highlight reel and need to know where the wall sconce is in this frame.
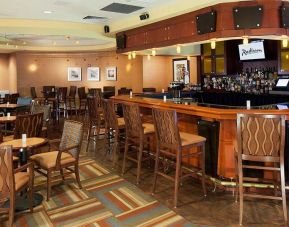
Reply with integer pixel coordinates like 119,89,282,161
128,53,132,60
176,45,181,54
242,36,249,44
132,51,136,59
282,38,288,48
152,49,156,56
210,39,216,49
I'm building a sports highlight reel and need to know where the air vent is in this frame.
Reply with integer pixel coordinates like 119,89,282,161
100,3,143,14
83,16,108,20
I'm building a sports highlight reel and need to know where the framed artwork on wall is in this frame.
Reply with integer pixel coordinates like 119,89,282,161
87,67,100,81
106,66,117,81
173,58,190,84
68,67,82,81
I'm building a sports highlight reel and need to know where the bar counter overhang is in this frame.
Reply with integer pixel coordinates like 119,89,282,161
112,94,289,183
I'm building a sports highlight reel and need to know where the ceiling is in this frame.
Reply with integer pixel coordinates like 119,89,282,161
0,0,250,53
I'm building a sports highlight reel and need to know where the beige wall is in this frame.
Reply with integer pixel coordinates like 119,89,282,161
143,56,198,92
0,51,198,95
16,52,143,96
0,54,9,91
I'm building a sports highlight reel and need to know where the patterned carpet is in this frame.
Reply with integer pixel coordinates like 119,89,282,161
0,158,196,227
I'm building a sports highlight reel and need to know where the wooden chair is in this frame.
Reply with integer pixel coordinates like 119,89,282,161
86,96,104,152
78,87,87,115
235,113,287,226
30,120,84,200
30,104,51,137
67,86,77,115
102,99,125,165
151,108,206,208
121,103,154,184
3,112,44,142
0,145,34,226
30,87,45,104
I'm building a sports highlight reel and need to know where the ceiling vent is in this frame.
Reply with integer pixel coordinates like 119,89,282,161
100,3,143,14
83,16,108,20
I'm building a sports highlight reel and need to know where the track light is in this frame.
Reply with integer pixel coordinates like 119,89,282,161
283,38,288,48
132,51,136,59
152,49,156,56
176,45,181,54
242,36,249,45
128,53,132,60
211,39,216,49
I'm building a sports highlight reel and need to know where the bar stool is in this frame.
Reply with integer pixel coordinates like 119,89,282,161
235,113,287,226
122,103,154,184
86,96,104,152
151,108,207,208
78,87,87,115
102,99,125,165
67,86,77,115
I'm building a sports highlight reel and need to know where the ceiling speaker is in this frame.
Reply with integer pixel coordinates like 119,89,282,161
140,13,149,21
104,25,110,33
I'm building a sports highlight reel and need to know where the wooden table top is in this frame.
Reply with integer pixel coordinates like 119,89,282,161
0,137,48,150
0,104,27,109
0,115,16,123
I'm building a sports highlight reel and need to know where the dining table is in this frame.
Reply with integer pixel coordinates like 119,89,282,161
1,137,48,211
0,103,29,115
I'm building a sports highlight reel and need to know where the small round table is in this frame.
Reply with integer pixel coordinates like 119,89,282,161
0,115,16,123
1,137,48,211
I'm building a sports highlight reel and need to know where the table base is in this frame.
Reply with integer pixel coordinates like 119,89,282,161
4,193,43,211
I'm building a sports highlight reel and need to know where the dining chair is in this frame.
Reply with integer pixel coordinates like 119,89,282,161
151,108,207,208
67,86,77,115
30,120,84,200
57,87,68,118
235,113,287,226
78,87,87,115
0,145,34,226
30,104,51,137
2,112,44,142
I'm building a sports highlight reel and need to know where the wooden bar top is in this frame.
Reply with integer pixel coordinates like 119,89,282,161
112,95,289,120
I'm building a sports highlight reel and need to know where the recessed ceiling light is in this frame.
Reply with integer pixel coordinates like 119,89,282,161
43,10,53,14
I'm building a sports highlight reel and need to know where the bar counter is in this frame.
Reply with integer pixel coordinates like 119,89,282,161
112,95,289,180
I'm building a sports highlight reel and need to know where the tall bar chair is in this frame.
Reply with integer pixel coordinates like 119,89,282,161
151,108,207,208
57,87,68,118
86,96,104,152
67,86,77,116
102,99,125,165
121,103,155,184
235,113,287,226
78,87,87,115
30,87,45,104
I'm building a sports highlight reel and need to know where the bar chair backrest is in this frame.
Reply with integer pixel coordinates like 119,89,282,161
68,86,77,97
102,99,118,130
14,112,44,139
152,108,182,150
78,87,86,100
237,113,285,162
30,87,37,99
122,103,143,138
87,96,101,123
57,87,67,102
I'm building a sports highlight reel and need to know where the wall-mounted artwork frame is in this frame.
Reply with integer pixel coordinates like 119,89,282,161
87,67,100,81
173,58,190,84
68,67,82,81
106,66,117,81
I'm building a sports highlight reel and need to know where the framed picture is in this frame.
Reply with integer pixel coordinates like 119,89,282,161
87,67,100,81
173,58,190,84
68,67,82,81
106,67,117,81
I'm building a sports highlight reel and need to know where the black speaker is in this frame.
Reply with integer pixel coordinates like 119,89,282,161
233,6,263,29
116,34,126,49
104,25,110,33
139,13,149,21
281,5,289,28
196,11,216,35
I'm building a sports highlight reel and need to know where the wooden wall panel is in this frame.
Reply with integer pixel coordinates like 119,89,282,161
117,0,286,53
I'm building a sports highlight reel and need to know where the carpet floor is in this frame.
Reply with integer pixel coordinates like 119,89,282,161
0,158,202,227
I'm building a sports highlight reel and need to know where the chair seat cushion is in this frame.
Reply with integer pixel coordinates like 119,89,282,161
180,132,206,147
143,123,155,134
15,172,29,191
30,151,75,169
117,117,125,127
